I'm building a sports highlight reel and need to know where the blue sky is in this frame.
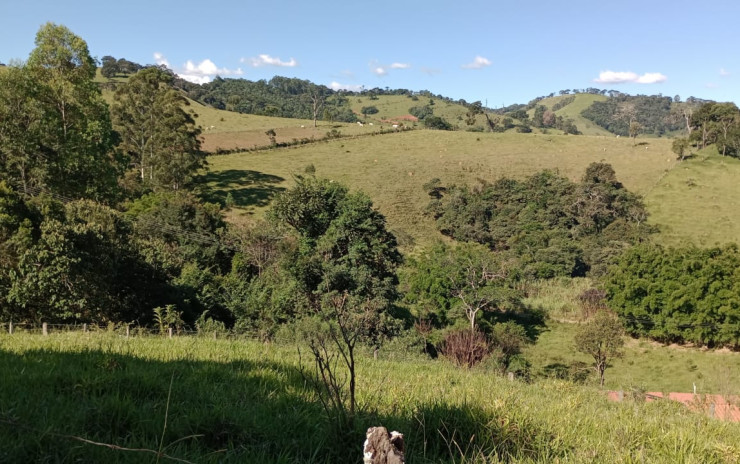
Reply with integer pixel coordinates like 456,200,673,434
2,0,739,106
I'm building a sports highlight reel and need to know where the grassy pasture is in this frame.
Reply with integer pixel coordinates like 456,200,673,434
350,94,470,126
523,278,740,393
536,94,613,137
645,148,740,246
2,332,739,463
204,130,675,248
190,99,394,153
524,321,740,395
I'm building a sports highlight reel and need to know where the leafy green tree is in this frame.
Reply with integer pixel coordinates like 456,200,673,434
574,310,625,387
689,102,740,156
427,164,651,278
360,105,379,118
423,116,453,130
100,55,117,78
465,101,483,126
402,242,522,332
0,182,37,318
606,244,740,347
0,66,45,193
270,177,402,429
270,176,401,313
672,138,690,160
112,66,203,192
0,23,119,202
628,120,642,143
532,105,546,128
445,243,520,331
409,105,433,120
7,199,164,323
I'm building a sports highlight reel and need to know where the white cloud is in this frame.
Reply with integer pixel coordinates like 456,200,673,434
179,59,242,84
244,54,297,67
153,52,170,68
462,56,491,69
390,62,410,69
371,66,387,76
153,53,242,84
420,66,442,76
720,67,731,77
329,81,364,92
594,70,667,84
635,72,667,84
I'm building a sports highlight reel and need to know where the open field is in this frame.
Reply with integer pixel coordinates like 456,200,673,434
523,278,740,393
349,94,470,126
190,98,394,153
524,321,740,394
204,130,676,248
2,332,739,463
645,148,740,246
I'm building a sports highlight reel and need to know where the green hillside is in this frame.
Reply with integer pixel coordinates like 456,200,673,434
205,130,675,248
646,147,740,246
538,94,613,136
349,94,473,127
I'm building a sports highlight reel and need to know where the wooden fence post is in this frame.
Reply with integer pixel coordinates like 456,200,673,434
709,403,715,418
618,391,624,401
83,323,88,333
213,331,217,340
42,322,48,336
168,327,173,339
126,326,130,338
8,322,12,335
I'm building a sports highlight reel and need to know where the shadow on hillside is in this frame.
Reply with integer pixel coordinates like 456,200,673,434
198,169,285,209
0,342,567,463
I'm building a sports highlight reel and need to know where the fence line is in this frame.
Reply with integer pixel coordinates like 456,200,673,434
0,322,244,340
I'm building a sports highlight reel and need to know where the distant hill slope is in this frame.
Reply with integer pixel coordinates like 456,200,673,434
349,94,471,127
537,94,613,136
188,98,394,152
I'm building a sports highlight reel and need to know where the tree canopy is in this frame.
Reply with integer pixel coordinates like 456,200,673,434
0,22,119,202
112,66,203,193
427,163,652,278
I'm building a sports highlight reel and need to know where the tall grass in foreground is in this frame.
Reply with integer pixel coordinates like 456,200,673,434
1,333,738,463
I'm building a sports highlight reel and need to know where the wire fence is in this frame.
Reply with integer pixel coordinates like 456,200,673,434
0,321,255,340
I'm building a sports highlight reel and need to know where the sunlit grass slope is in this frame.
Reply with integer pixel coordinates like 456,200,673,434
205,130,675,248
535,94,612,136
349,94,470,126
1,333,738,463
645,148,740,246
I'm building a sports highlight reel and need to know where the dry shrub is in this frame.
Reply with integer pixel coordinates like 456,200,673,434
439,329,489,368
578,288,607,320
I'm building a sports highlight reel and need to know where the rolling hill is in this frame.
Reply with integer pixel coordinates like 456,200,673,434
204,129,678,249
536,93,613,136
